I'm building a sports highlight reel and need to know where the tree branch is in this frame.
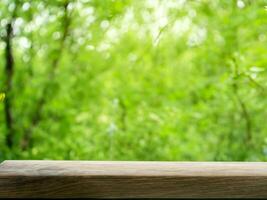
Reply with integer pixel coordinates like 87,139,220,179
21,1,72,150
232,59,252,145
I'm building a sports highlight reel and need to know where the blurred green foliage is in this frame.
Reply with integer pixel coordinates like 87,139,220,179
0,0,267,161
0,93,4,101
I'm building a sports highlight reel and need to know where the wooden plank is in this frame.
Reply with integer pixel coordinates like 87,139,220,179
0,161,267,198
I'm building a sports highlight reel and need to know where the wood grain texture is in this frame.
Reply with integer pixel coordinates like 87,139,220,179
0,161,267,198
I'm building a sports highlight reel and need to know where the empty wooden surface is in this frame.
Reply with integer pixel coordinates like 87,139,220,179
0,161,267,198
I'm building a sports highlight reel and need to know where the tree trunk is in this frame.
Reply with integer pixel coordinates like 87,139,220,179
4,22,15,148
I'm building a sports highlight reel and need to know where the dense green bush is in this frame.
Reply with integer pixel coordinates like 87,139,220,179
0,0,267,161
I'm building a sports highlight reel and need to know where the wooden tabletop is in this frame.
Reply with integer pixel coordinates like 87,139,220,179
0,161,267,198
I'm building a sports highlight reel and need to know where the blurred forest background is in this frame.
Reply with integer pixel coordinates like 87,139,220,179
0,0,267,161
